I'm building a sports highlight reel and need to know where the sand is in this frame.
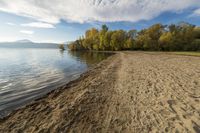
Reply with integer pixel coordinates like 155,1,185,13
0,52,200,133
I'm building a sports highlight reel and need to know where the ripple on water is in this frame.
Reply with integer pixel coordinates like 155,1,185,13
0,48,112,118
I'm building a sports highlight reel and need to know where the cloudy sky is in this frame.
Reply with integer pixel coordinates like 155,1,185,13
0,0,200,43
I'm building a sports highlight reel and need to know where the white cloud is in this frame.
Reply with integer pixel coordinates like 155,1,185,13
20,30,34,35
0,0,200,24
6,22,16,26
193,8,200,16
21,22,55,28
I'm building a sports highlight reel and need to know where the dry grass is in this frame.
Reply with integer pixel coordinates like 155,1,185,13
170,52,200,57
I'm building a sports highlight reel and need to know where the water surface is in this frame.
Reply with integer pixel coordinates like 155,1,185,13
0,48,112,117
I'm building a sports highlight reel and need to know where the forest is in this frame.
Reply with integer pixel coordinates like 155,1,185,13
68,23,200,51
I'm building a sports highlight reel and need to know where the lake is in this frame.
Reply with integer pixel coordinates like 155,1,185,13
0,48,112,118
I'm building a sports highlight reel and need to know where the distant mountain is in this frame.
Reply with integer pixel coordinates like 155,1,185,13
16,39,33,43
0,40,67,49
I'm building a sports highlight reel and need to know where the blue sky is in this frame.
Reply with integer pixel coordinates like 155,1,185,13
0,0,200,43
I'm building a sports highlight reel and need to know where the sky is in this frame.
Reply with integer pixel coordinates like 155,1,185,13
0,0,200,43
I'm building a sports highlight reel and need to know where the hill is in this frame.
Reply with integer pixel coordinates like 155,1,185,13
0,40,65,49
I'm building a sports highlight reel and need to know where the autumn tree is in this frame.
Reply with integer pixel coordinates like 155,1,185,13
83,28,99,50
99,25,109,50
68,23,200,51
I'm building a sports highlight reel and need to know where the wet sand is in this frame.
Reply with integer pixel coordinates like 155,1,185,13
0,52,200,133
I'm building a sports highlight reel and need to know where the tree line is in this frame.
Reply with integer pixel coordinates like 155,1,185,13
68,23,200,51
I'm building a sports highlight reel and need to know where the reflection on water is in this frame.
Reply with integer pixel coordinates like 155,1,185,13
68,51,113,65
0,48,112,118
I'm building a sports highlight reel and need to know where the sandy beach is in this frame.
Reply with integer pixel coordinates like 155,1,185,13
0,52,200,133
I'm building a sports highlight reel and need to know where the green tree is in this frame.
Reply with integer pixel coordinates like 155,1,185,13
99,25,109,50
68,23,199,51
194,27,200,39
111,30,126,51
159,32,173,51
135,24,165,50
125,38,134,49
84,28,99,50
102,25,108,32
104,31,113,50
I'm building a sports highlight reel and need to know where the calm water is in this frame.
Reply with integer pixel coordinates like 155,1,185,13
0,48,112,117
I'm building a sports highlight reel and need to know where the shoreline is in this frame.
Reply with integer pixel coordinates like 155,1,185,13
0,53,117,120
1,52,200,132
